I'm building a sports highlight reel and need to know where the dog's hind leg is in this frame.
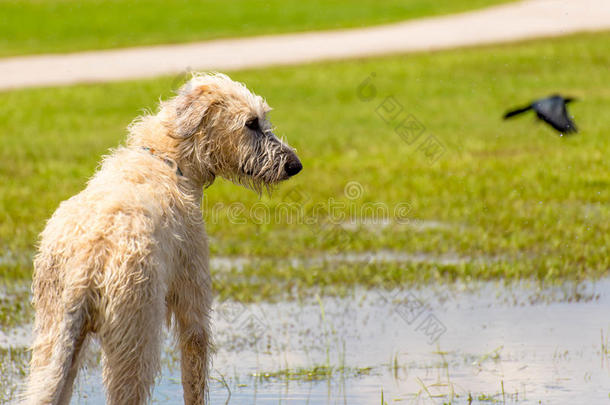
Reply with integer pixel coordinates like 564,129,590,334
98,261,166,405
23,304,88,405
99,298,164,404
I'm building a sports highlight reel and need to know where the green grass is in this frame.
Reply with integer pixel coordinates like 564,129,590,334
0,0,515,57
1,32,610,294
252,365,373,382
0,285,32,328
0,347,29,403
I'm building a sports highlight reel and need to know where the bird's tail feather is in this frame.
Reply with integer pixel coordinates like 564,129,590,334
503,105,532,119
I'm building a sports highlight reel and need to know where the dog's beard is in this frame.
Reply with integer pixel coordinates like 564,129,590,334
234,136,291,194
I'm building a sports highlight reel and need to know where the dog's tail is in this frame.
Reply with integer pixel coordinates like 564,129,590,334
21,305,87,405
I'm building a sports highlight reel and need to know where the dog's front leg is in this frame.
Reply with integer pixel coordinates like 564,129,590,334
178,326,210,405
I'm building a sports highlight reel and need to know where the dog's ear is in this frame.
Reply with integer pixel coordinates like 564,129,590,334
171,84,219,139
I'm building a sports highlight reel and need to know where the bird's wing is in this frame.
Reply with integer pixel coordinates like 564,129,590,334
503,105,532,119
534,97,578,134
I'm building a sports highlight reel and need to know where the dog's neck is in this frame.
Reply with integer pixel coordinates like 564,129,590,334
127,115,215,193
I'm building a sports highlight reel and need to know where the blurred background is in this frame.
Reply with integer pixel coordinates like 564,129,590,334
1,0,609,403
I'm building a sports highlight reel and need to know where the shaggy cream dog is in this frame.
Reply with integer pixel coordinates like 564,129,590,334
23,73,302,405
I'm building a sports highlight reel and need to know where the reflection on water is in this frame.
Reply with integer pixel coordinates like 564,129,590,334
60,279,610,404
210,249,491,272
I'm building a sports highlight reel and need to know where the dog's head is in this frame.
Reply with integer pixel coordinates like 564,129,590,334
164,73,301,191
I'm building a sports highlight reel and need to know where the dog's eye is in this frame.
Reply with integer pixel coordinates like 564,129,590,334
245,118,260,131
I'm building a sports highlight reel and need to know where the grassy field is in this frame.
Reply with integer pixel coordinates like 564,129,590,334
1,32,610,298
0,0,515,57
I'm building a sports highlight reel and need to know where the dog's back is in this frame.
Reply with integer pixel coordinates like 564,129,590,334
26,146,200,404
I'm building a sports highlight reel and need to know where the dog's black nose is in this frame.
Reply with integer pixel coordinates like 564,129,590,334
284,158,302,177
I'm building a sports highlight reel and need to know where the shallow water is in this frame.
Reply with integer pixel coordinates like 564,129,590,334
210,248,488,272
81,279,610,404
3,279,609,404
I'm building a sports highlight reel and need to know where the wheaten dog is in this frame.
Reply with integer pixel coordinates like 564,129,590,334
23,73,302,405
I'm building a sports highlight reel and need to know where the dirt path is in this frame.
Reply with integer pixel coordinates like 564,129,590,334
0,0,608,90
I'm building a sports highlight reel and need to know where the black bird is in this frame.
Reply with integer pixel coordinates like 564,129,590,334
503,94,578,135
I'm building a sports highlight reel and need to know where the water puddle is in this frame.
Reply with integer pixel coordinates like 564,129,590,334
0,251,33,268
341,219,453,232
211,249,488,272
203,280,609,404
0,325,31,349
2,278,608,404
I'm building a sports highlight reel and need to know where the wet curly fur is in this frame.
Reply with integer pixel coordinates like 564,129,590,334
23,73,301,405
